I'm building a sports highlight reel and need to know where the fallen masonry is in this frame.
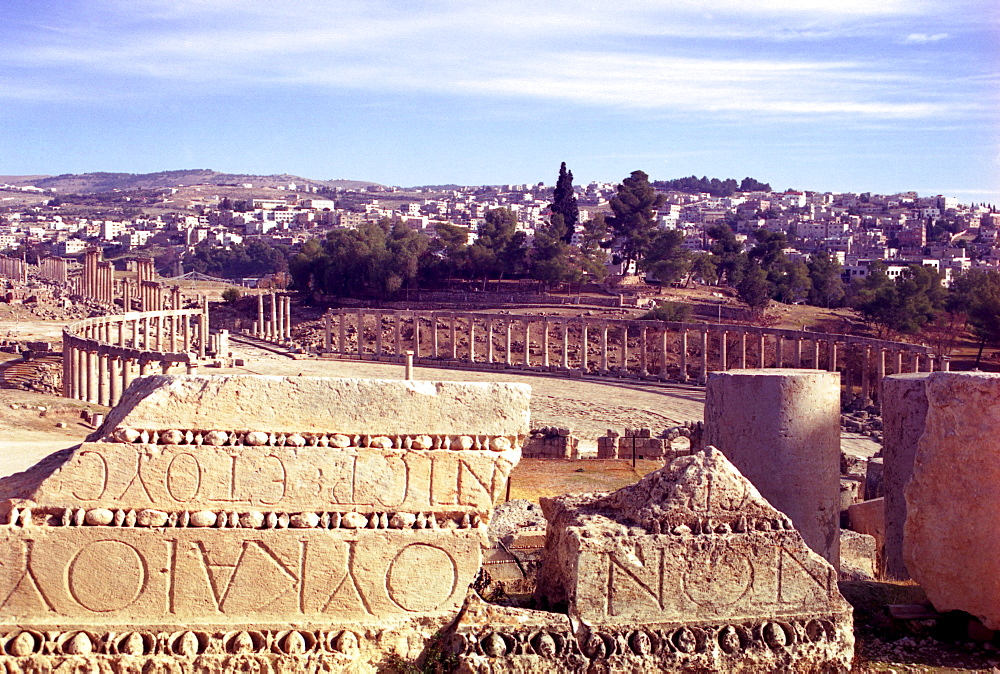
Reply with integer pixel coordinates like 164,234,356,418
0,374,854,672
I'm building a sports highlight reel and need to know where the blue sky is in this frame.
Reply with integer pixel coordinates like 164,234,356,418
1,0,997,202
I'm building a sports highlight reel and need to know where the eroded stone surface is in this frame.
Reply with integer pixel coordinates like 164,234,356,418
92,374,531,438
904,372,1000,630
482,447,855,672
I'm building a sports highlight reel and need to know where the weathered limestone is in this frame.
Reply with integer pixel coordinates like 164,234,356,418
508,447,853,673
704,369,841,566
880,372,929,580
0,375,528,672
904,372,1000,629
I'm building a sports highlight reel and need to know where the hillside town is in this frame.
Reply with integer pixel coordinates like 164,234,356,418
1,173,995,292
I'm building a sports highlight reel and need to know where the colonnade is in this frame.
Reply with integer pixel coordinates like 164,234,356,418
0,255,28,283
322,309,940,398
62,305,210,407
251,292,292,342
37,257,70,284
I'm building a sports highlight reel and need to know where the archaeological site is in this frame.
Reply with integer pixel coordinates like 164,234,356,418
0,255,997,672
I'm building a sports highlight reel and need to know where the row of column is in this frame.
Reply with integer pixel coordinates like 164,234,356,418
63,307,210,407
0,255,28,282
37,257,69,284
323,310,940,390
82,249,114,305
253,292,292,342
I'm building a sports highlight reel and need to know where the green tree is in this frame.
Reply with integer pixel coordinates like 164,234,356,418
806,251,845,307
736,263,773,316
641,301,693,322
607,170,666,272
772,260,811,304
640,229,691,286
947,269,1000,366
687,252,718,286
468,208,526,290
706,223,748,286
549,162,579,243
853,263,944,337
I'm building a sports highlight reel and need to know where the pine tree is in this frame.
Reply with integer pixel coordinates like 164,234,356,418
549,162,579,243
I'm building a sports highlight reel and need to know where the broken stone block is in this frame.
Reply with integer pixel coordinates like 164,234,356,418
839,530,877,582
0,375,528,671
905,372,1000,630
507,447,855,672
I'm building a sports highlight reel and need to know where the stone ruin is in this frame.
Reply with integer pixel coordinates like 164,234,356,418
0,374,854,672
521,427,579,459
0,375,528,672
597,423,703,461
455,448,853,672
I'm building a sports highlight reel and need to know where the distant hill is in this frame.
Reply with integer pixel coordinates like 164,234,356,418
0,170,381,194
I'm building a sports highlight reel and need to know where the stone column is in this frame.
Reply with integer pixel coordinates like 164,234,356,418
270,293,278,340
776,335,784,368
679,330,688,382
432,314,439,359
109,357,120,407
375,312,383,358
828,341,838,372
182,315,190,353
76,347,87,401
86,350,97,404
276,295,285,341
542,319,550,368
413,313,421,358
881,372,929,580
795,339,803,368
505,321,512,366
394,312,402,357
257,293,265,338
580,320,589,374
719,330,727,371
324,312,332,352
705,369,842,566
895,350,903,373
757,333,766,368
813,340,821,370
339,311,347,354
62,343,73,399
620,324,629,374
450,313,458,360
357,310,365,357
600,324,609,373
524,320,531,367
284,295,292,341
561,321,569,369
468,315,476,364
640,326,648,376
912,353,921,373
97,353,108,406
738,332,747,369
699,330,708,383
138,360,149,376
486,319,494,363
659,329,669,378
199,298,209,360
876,348,886,402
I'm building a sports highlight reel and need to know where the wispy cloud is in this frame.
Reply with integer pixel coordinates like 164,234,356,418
903,32,950,43
0,0,991,123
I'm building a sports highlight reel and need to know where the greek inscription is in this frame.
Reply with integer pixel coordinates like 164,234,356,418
606,547,663,617
386,543,457,612
70,451,108,501
68,540,147,612
165,453,201,502
0,540,56,613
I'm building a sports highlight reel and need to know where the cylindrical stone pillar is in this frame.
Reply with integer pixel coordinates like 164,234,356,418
640,326,648,376
659,329,669,378
432,314,439,359
394,312,402,357
486,319,494,363
738,332,747,369
719,330,727,371
467,315,476,364
561,322,569,370
504,321,512,366
375,312,383,357
257,293,264,338
524,320,531,367
450,313,458,360
580,321,589,373
775,336,784,368
620,324,629,374
757,333,766,368
109,357,120,406
705,369,842,566
679,330,688,382
339,311,347,354
699,330,708,382
542,319,549,368
881,372,929,581
600,325,609,373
